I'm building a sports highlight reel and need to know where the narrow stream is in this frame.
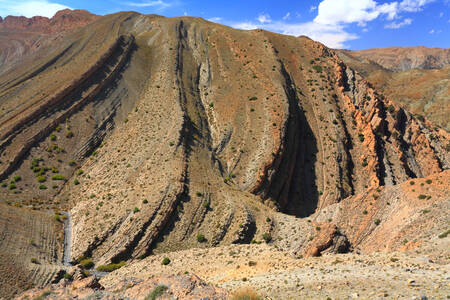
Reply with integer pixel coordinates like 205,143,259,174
62,211,72,266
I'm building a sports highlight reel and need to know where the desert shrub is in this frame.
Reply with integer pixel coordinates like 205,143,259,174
143,199,148,204
361,158,368,167
425,179,432,184
31,257,39,264
39,185,47,189
66,130,74,138
374,219,381,225
74,179,80,185
196,192,203,197
262,233,272,243
37,176,46,182
133,207,140,213
161,257,171,265
203,200,210,209
249,96,258,101
77,169,84,176
63,272,73,280
52,174,66,181
312,65,323,73
410,181,415,185
69,160,76,166
9,183,16,190
12,175,21,182
358,133,365,142
96,261,125,272
1,182,6,187
197,233,206,243
416,114,425,122
438,230,450,239
231,288,262,300
418,194,427,199
145,285,168,300
80,258,94,269
50,133,56,141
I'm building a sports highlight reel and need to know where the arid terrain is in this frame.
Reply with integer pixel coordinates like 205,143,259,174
0,9,448,300
338,47,450,131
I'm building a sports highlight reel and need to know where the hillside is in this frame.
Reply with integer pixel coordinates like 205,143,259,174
338,49,450,131
342,46,450,72
0,10,448,299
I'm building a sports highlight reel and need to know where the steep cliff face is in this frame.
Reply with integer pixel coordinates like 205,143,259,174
0,11,448,289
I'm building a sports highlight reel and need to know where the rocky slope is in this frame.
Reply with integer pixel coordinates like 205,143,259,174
0,10,448,299
338,49,450,131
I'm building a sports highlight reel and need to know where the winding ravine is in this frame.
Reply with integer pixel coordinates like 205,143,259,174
62,211,72,266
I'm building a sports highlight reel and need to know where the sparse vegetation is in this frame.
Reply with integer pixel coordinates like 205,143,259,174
96,261,126,272
145,285,168,300
197,233,206,243
52,175,66,181
80,258,94,269
161,257,171,265
262,233,272,243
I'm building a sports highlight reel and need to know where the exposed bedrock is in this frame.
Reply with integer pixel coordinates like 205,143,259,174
0,13,448,266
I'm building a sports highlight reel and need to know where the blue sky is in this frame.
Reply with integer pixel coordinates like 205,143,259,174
0,0,449,49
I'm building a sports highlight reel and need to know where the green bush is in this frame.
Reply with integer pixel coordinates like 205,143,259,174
249,96,258,101
161,257,171,265
63,272,73,280
418,194,427,200
312,65,323,73
52,174,66,181
197,233,206,243
145,285,168,300
262,233,272,243
358,133,365,142
66,130,74,138
425,179,432,184
133,207,140,213
96,261,125,272
50,133,56,141
12,175,21,182
74,179,80,185
39,184,47,189
31,257,39,264
374,219,381,225
69,160,76,166
80,258,94,269
37,176,46,183
9,183,16,190
77,169,84,176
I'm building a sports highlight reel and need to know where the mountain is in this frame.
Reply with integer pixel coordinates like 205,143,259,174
338,48,450,131
0,10,449,299
341,46,450,72
0,9,98,75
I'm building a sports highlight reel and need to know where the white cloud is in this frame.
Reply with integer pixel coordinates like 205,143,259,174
399,0,436,12
310,5,317,12
439,12,443,17
257,13,271,24
0,0,70,18
223,0,435,49
429,29,435,33
384,18,412,28
123,0,172,9
282,12,290,20
208,17,222,22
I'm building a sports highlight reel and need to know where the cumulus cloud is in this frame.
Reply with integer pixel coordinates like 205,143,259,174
220,0,435,49
384,17,412,28
0,0,70,18
282,12,290,20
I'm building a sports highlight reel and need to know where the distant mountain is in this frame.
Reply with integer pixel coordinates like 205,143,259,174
0,9,98,75
341,46,450,72
338,47,450,131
